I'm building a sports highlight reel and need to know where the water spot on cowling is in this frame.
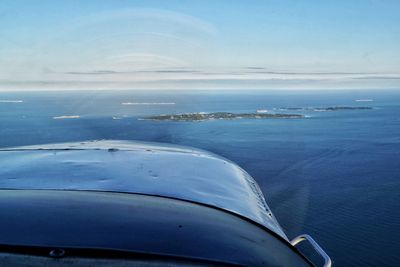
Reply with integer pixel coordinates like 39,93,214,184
178,225,183,228
146,169,159,178
49,248,65,258
108,148,119,152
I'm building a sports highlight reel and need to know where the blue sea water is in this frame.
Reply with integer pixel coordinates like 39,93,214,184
0,89,399,266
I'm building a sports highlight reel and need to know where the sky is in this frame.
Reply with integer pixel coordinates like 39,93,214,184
0,0,399,90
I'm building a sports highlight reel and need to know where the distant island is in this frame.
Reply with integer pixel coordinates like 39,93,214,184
280,106,373,111
143,112,304,121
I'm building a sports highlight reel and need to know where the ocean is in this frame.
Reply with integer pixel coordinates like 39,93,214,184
1,89,399,266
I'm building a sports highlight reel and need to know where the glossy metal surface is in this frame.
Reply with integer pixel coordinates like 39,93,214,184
291,234,332,267
0,140,287,239
0,190,311,266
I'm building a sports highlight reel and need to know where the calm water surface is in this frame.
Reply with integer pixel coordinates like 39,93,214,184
1,90,399,266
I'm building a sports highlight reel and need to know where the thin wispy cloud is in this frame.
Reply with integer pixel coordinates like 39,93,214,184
243,71,379,75
67,70,119,75
66,69,200,75
244,67,266,70
352,76,400,80
64,68,389,78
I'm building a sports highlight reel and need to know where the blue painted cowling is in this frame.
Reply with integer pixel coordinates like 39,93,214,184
0,140,311,266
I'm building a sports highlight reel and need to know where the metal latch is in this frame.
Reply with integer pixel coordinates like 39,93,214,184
291,234,332,267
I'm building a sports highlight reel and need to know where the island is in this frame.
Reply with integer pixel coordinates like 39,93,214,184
319,106,373,111
143,112,304,121
281,106,373,111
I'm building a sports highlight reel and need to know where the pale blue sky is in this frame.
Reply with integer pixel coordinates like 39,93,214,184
1,0,399,90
